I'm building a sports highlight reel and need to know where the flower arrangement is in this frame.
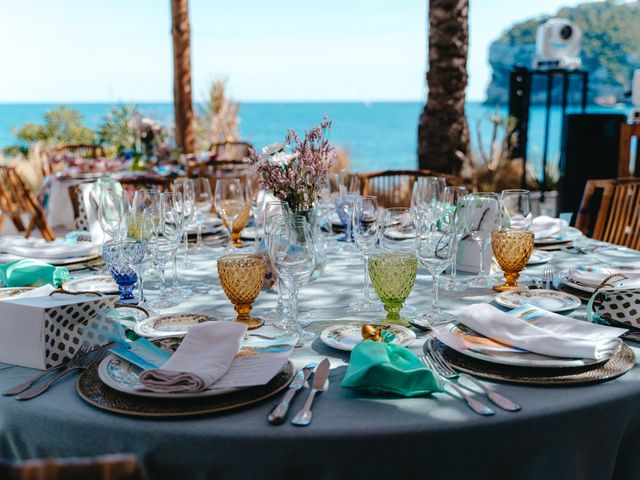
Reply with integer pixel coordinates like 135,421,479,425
250,118,336,211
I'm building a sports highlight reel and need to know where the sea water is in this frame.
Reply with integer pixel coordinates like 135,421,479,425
0,101,629,180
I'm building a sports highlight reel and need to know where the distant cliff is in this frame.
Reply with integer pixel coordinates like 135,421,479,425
485,1,640,105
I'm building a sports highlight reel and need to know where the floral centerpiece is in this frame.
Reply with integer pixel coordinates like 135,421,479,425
250,118,336,213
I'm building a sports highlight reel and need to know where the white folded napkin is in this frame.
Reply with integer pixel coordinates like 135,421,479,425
530,215,568,240
453,303,625,360
570,267,640,289
0,238,99,260
138,321,247,393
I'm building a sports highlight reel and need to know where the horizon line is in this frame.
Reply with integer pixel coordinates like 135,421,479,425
0,98,489,105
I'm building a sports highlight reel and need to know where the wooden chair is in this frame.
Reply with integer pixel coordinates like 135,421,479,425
575,178,640,248
55,144,106,159
359,169,470,208
618,123,640,178
0,166,55,240
0,453,145,480
209,141,252,161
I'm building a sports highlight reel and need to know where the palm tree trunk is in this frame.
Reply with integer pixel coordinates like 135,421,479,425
171,0,195,154
418,0,470,175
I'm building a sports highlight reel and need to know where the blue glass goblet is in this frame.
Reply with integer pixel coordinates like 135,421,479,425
103,240,146,304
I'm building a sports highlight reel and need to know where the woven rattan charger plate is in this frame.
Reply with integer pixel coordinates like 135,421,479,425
430,338,636,385
77,360,294,417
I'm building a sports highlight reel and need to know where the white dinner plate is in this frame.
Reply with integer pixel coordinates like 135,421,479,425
558,267,635,293
594,246,640,265
494,289,581,312
437,323,617,368
133,313,217,338
64,275,119,294
97,337,240,399
0,287,33,299
320,322,416,351
534,226,582,245
527,250,553,266
111,305,150,330
0,251,101,266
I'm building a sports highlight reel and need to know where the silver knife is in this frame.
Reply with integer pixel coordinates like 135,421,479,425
291,358,330,427
267,362,316,425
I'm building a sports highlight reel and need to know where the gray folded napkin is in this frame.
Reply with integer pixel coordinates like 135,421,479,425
138,321,247,393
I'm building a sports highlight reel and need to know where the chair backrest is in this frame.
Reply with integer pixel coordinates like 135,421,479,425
209,141,252,161
575,178,640,248
359,169,469,208
55,144,106,159
0,453,145,480
0,166,55,240
618,123,640,177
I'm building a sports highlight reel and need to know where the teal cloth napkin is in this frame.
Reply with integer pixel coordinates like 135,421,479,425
341,341,444,397
0,259,69,288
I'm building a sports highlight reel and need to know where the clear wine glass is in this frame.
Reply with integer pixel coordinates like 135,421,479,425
349,195,382,312
263,201,291,322
416,210,457,327
169,187,193,300
380,207,419,254
335,193,358,251
193,178,213,251
98,185,128,242
411,176,441,227
442,186,469,292
271,222,316,343
501,189,532,230
214,178,246,254
459,192,500,288
147,192,184,309
173,179,196,268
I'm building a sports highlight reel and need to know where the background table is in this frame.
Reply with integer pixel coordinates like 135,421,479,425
0,246,639,480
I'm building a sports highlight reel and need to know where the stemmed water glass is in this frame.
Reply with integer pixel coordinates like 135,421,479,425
169,188,193,299
442,186,469,292
270,222,316,343
98,185,128,241
459,192,500,288
193,178,213,251
263,201,291,322
349,195,382,312
501,189,533,230
215,178,246,253
416,210,457,327
173,179,196,268
147,192,184,309
103,239,146,305
335,193,357,251
411,176,441,227
380,207,419,254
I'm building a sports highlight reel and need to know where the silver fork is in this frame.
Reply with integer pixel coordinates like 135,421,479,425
16,344,112,401
419,355,494,416
3,345,90,396
543,265,555,290
425,338,520,412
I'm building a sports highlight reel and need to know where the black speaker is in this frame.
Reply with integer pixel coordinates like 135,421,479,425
559,113,626,216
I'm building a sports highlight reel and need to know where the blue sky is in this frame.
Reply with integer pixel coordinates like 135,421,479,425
0,0,584,102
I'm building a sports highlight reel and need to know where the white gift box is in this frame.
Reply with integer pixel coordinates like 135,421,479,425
0,290,117,369
456,239,493,274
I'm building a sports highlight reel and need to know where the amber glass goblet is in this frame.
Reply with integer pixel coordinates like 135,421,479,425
491,229,534,292
217,253,266,329
368,252,418,326
223,202,251,248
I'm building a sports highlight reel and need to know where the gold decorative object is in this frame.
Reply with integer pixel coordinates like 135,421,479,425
222,201,251,248
368,252,418,326
361,324,391,342
217,254,266,329
491,230,534,292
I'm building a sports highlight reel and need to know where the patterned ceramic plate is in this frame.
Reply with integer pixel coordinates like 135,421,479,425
534,226,582,245
64,275,119,294
438,323,618,368
133,313,217,338
320,322,416,351
0,252,101,266
0,287,32,299
527,250,553,265
97,337,240,399
558,268,634,293
495,289,581,312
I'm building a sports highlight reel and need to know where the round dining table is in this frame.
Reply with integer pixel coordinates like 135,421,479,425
0,243,639,480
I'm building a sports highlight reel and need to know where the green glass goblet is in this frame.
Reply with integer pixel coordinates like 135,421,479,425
368,252,418,326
